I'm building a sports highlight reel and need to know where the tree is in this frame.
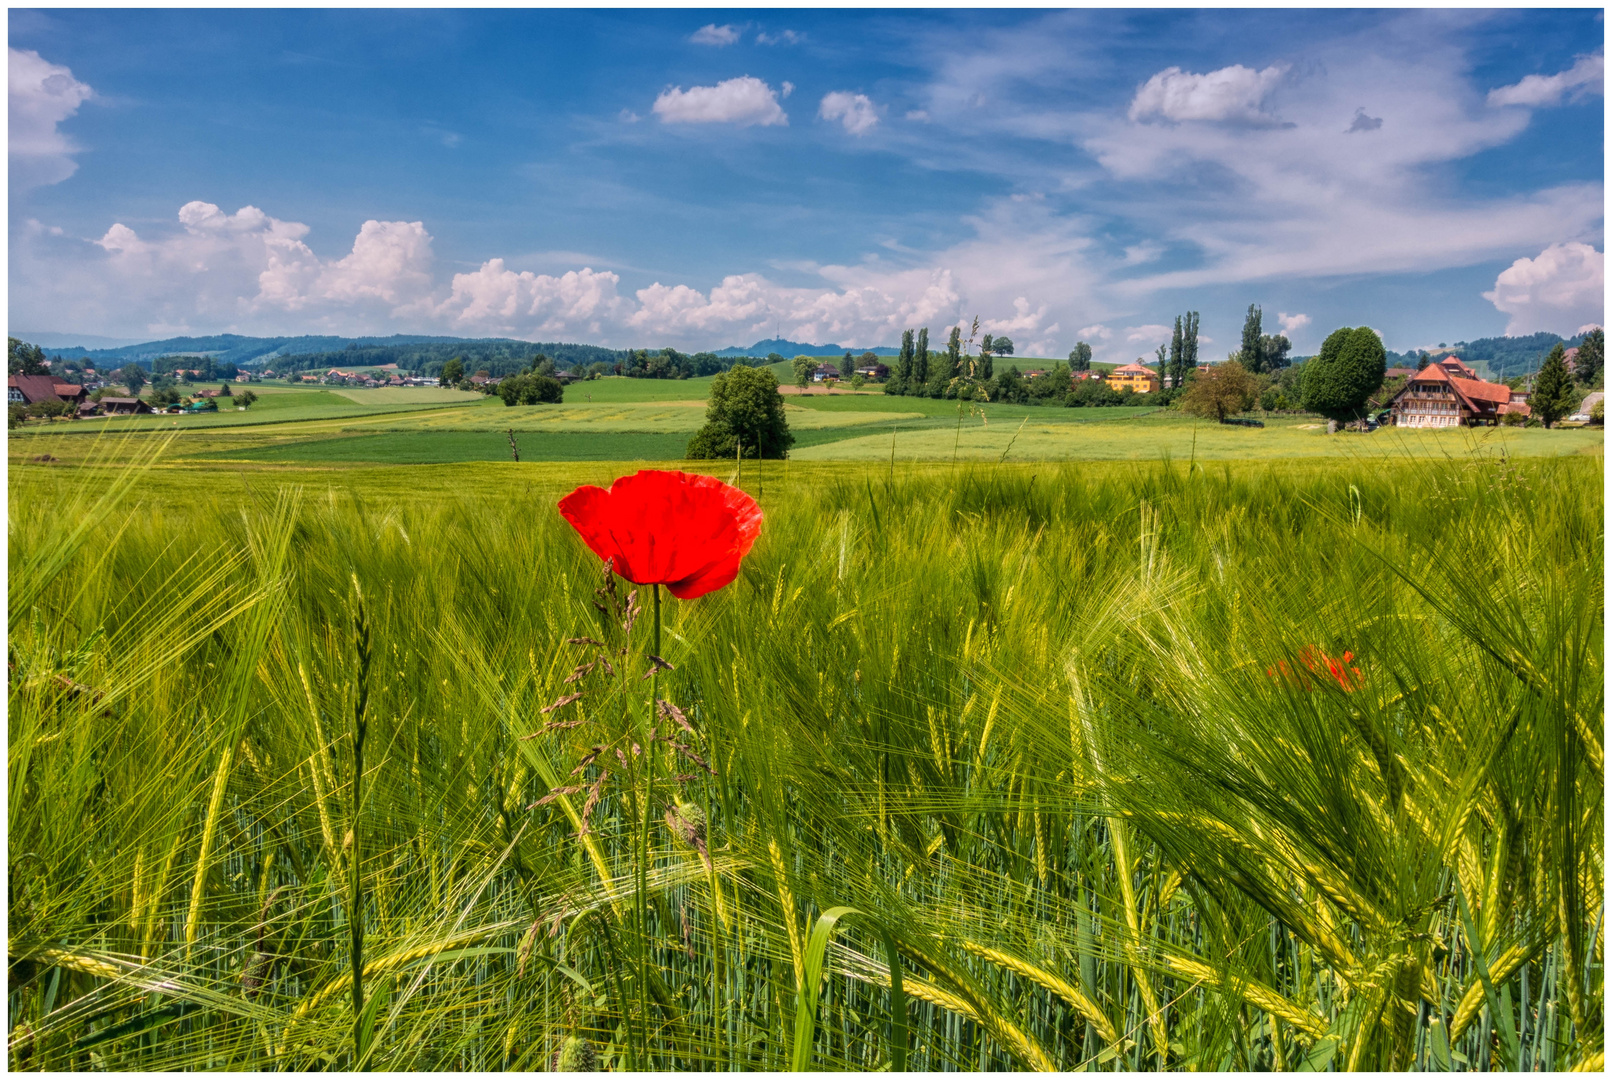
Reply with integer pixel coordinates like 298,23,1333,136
995,336,1015,357
891,329,915,395
928,326,963,397
8,338,48,375
792,355,815,390
1182,310,1200,379
219,382,233,397
1069,342,1092,372
237,389,259,409
118,363,147,395
914,328,930,388
685,364,793,459
441,357,466,385
980,333,995,357
1169,318,1184,387
840,351,856,380
1530,343,1575,428
1240,304,1265,373
1260,333,1292,371
1180,361,1257,423
1300,327,1387,425
498,373,564,405
1575,327,1603,385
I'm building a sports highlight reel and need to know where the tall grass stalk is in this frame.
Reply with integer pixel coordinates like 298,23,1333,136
7,451,1602,1071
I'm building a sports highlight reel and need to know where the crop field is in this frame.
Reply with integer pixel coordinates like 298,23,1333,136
13,374,1602,468
7,437,1603,1071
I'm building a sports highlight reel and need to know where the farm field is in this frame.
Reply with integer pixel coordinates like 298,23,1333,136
13,373,1602,467
7,446,1603,1071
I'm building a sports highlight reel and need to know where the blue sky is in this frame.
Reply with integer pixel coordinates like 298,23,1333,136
9,7,1604,359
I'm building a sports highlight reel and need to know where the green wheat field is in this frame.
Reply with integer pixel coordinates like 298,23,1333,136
6,416,1604,1070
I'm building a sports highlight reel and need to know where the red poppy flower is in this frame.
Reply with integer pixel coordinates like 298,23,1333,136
558,470,763,599
1267,647,1363,692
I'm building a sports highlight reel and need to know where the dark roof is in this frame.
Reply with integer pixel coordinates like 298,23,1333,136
9,374,60,404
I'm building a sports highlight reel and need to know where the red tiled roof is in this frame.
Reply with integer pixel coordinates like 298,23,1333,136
1449,376,1511,406
1111,363,1155,375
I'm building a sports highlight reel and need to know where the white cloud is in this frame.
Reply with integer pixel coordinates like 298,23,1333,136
1121,242,1163,265
437,261,625,336
819,91,879,136
690,24,739,47
1277,312,1311,336
781,81,795,99
1482,242,1604,336
757,30,803,46
653,76,788,127
1124,324,1173,349
1128,64,1287,125
619,109,641,123
1487,52,1603,108
1078,324,1112,340
983,296,1050,335
906,109,930,122
10,47,93,189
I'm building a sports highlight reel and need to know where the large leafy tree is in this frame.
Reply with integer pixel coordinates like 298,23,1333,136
1300,326,1386,425
1574,327,1603,385
686,363,793,459
440,357,466,385
1180,360,1257,422
117,363,147,396
1531,343,1575,428
791,355,815,390
992,335,1014,357
1260,333,1292,370
1069,341,1092,372
8,338,49,376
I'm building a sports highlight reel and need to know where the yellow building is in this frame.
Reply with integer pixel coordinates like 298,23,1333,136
1107,362,1161,394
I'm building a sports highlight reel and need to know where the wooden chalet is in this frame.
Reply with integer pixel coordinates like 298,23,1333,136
1387,357,1521,428
99,397,153,415
9,374,88,406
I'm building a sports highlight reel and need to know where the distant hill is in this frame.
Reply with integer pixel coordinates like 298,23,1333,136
21,333,626,373
714,337,899,358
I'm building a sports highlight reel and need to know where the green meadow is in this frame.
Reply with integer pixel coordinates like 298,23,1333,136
11,374,1602,466
6,424,1603,1070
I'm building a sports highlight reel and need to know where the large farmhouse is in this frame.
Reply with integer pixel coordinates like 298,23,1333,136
1387,356,1525,428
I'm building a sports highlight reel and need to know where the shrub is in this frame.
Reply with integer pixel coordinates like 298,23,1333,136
498,374,564,406
26,398,71,419
1180,361,1257,423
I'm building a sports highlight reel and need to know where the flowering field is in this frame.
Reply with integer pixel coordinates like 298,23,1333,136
7,448,1603,1070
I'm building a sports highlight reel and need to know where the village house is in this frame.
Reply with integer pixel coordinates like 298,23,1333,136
1107,362,1161,394
9,374,89,407
812,363,839,382
99,397,153,415
855,362,890,380
1387,356,1522,427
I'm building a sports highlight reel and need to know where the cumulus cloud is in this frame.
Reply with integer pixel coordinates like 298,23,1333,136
653,76,788,127
10,47,94,189
819,91,879,136
1078,324,1113,340
1487,52,1603,108
1482,241,1604,336
437,261,624,336
690,24,739,46
1128,63,1287,125
1346,107,1382,132
757,30,803,46
1277,312,1311,335
983,296,1050,335
781,81,795,99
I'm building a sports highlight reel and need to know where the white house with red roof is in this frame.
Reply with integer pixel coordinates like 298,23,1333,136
1387,357,1523,428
